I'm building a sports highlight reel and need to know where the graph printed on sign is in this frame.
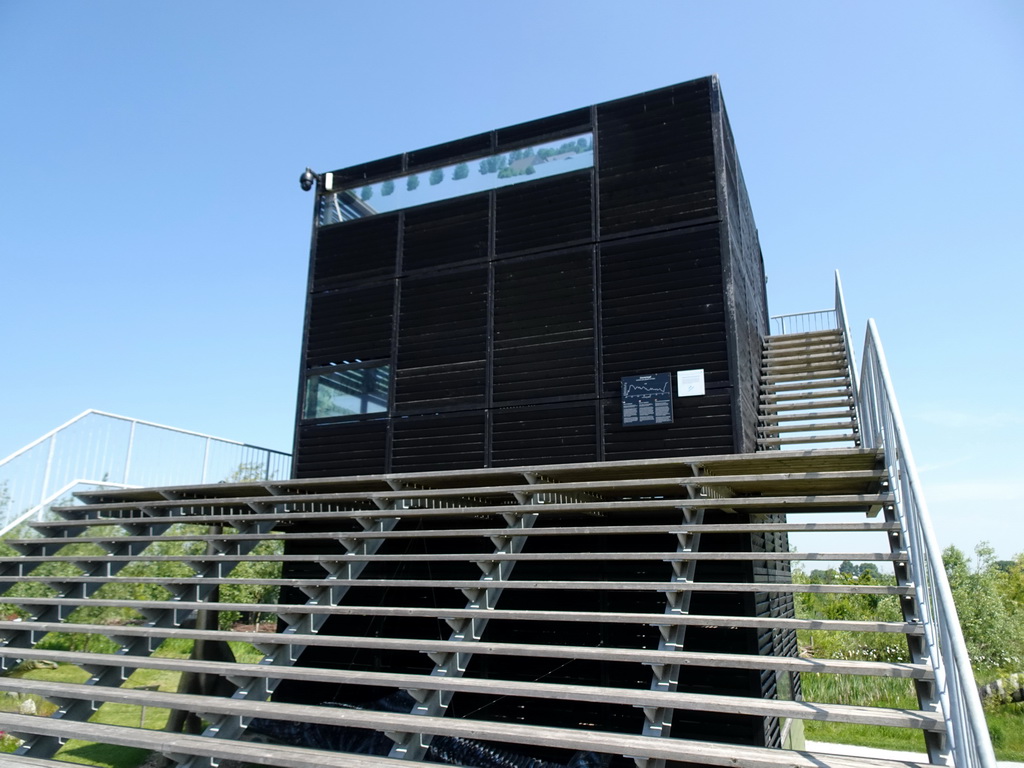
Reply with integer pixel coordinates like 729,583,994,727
621,372,674,427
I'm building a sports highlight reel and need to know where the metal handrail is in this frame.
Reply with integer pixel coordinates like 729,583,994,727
0,410,291,535
769,309,836,335
1,479,134,532
833,271,860,421
859,319,995,767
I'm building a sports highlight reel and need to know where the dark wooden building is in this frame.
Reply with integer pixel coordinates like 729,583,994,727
293,75,768,478
275,77,792,756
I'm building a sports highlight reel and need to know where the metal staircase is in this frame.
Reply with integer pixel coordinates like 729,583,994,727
0,276,995,768
759,329,860,450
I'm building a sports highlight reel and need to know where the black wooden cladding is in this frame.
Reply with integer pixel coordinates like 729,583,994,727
596,80,717,236
396,267,488,413
313,214,397,291
492,402,599,466
493,249,594,404
295,75,767,477
294,418,387,478
495,106,592,150
305,284,393,368
599,227,727,395
715,87,769,453
392,412,485,472
494,172,593,255
403,197,489,272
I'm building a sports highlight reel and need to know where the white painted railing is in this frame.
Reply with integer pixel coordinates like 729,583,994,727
0,410,291,535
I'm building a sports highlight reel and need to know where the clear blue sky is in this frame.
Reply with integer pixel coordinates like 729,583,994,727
1,2,1022,558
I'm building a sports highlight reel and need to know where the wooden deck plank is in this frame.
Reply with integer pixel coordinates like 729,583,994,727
6,519,899,548
0,677,945,733
0,711,934,768
0,598,924,633
65,448,882,505
0,623,932,679
0,578,914,596
0,551,903,569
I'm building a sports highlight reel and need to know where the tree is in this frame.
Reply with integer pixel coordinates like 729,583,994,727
360,185,373,201
406,174,420,191
452,163,469,180
429,168,444,185
944,543,1024,670
381,179,395,196
224,461,268,482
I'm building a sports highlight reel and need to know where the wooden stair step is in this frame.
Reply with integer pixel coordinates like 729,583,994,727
761,378,851,393
761,388,853,403
759,409,856,423
40,474,886,518
0,622,930,679
758,435,860,447
763,346,846,360
6,550,904,572
759,420,857,435
762,358,849,373
764,341,845,354
0,756,106,768
760,397,855,411
766,330,843,344
0,597,921,632
0,676,944,733
8,510,896,550
0,705,935,768
763,370,850,384
0,578,915,596
28,493,894,532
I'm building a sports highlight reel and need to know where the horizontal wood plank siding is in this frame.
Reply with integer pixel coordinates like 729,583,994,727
305,284,394,368
493,248,595,404
600,227,728,396
391,412,486,473
597,80,717,236
295,75,766,481
494,172,593,256
395,267,488,413
314,214,398,291
403,197,489,273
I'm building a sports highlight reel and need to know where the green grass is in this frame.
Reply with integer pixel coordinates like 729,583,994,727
8,639,1021,764
799,670,1024,761
0,638,271,766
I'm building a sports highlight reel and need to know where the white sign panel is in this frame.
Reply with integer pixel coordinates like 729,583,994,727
676,369,705,397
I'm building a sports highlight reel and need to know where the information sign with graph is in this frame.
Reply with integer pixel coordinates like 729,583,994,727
621,372,674,426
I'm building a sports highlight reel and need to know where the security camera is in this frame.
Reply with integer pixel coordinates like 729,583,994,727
300,168,317,192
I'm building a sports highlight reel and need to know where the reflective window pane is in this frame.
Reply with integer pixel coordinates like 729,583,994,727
319,133,593,226
304,365,390,419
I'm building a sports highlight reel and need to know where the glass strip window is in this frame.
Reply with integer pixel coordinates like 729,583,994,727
319,133,593,226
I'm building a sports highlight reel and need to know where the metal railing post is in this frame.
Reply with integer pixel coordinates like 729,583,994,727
123,419,137,485
0,410,290,533
39,435,57,509
860,319,996,767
